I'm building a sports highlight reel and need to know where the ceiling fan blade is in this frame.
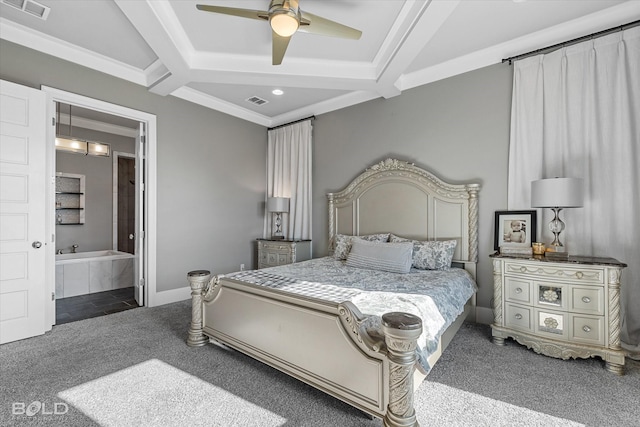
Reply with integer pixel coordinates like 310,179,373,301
272,31,292,65
196,4,269,21
298,11,362,40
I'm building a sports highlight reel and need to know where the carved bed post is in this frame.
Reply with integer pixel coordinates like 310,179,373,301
466,184,480,263
382,312,423,427
186,269,211,347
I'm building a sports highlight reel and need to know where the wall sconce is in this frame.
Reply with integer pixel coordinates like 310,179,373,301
531,177,584,252
267,196,290,240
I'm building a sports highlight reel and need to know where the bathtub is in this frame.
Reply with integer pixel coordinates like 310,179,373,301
55,250,135,299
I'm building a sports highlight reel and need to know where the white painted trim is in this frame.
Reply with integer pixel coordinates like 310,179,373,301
58,112,138,138
41,86,159,309
0,18,149,86
399,1,639,92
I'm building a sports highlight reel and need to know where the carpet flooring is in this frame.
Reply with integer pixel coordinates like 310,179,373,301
1,300,638,426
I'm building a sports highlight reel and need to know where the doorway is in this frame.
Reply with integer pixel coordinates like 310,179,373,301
43,86,157,329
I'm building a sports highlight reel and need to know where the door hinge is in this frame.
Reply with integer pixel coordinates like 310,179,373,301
138,278,145,288
52,292,55,301
52,117,56,126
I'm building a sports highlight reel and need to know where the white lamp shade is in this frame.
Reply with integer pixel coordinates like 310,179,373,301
531,178,584,208
267,197,290,213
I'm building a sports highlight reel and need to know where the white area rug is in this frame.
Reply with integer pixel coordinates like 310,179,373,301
58,359,287,427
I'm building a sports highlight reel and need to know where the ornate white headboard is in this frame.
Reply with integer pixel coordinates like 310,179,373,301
327,158,481,265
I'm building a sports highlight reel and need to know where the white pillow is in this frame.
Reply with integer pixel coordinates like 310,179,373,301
332,233,390,260
346,239,413,273
389,234,457,270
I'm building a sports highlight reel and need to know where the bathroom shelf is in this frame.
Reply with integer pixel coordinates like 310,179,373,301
56,173,85,225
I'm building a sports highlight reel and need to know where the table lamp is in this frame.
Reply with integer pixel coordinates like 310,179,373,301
267,197,290,239
531,177,583,252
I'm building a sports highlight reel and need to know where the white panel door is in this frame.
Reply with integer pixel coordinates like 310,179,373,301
0,80,47,344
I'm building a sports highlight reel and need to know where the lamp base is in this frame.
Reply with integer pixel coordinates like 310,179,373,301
270,235,285,240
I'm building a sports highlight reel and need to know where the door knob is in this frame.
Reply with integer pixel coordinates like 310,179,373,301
129,234,135,240
32,241,42,249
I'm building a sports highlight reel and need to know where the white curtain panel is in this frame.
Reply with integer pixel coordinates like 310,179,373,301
507,26,640,350
264,120,313,241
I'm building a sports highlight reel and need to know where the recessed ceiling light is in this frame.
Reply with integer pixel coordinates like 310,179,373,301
272,89,284,96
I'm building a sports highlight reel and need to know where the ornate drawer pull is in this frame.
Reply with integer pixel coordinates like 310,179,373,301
515,313,523,320
576,271,584,279
582,325,592,333
515,287,523,294
582,296,591,303
520,266,526,273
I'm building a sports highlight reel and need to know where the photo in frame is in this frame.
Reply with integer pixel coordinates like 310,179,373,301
494,210,537,250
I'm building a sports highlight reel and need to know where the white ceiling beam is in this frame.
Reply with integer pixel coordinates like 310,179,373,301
399,1,640,92
373,0,460,99
114,0,192,96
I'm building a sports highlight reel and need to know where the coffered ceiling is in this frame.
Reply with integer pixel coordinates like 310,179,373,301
1,0,636,127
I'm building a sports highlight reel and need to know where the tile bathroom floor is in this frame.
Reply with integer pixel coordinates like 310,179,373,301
56,287,139,325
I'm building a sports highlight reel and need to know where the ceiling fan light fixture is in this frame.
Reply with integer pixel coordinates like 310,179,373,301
270,11,299,37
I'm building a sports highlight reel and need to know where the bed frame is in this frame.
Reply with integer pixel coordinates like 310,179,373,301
187,159,480,426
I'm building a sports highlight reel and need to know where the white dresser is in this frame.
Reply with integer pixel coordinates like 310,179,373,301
490,253,627,374
257,239,311,269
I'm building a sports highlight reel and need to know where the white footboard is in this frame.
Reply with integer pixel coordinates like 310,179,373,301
187,270,423,427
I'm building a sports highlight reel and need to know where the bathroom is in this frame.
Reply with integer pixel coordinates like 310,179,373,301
54,102,141,324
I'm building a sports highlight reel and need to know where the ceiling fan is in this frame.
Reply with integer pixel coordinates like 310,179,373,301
196,0,362,65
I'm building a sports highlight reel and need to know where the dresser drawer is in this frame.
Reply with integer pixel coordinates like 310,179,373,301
504,303,532,332
260,251,292,267
534,282,567,311
505,277,532,304
259,241,295,252
570,314,604,345
504,262,604,284
534,308,569,340
570,287,604,315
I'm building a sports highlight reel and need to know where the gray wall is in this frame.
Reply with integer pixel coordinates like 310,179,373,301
312,63,513,312
55,129,135,253
0,40,267,293
1,39,513,311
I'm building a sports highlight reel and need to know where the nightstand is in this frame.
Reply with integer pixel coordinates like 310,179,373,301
257,239,311,269
490,253,627,375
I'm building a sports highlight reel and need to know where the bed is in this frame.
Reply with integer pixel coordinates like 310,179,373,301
186,158,481,426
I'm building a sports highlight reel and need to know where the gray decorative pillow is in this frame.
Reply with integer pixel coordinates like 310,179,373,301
346,239,413,274
333,233,390,260
389,234,457,270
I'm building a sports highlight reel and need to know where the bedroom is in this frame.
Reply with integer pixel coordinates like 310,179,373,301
0,1,638,425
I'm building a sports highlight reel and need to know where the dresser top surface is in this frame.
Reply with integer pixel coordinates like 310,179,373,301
490,252,626,268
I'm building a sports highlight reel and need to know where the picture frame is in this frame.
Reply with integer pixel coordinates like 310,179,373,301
494,210,537,250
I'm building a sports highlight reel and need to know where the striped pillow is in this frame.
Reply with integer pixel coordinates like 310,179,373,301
346,239,413,274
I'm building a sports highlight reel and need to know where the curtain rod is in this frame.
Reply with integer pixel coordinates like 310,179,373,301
502,20,639,65
268,116,315,131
